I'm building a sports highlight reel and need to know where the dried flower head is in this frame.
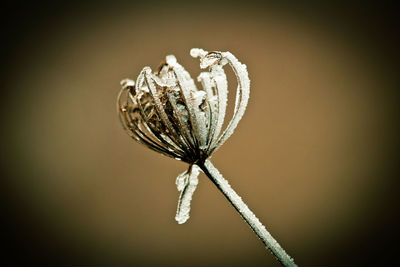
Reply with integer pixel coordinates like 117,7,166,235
117,48,249,223
117,48,296,266
118,48,249,163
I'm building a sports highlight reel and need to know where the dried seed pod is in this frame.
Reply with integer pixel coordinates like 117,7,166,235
118,48,249,164
117,49,250,223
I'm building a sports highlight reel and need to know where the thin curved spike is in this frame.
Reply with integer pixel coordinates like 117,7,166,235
166,92,197,152
166,55,209,150
134,86,186,157
143,67,192,154
152,62,198,153
126,107,185,158
118,86,180,159
191,49,228,152
210,52,250,155
197,72,218,149
209,65,228,149
119,107,178,159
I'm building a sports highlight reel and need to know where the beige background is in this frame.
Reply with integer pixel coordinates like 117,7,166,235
2,3,398,266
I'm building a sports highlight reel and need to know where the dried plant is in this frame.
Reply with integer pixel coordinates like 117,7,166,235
117,48,297,266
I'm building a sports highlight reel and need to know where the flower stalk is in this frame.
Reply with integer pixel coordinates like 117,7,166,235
199,160,297,267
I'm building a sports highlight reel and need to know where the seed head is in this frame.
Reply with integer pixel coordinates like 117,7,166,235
118,48,250,164
117,48,250,223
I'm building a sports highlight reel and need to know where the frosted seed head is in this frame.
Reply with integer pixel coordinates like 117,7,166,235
117,47,250,163
118,48,251,225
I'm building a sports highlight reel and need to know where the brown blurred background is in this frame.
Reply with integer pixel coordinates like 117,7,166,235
1,1,398,266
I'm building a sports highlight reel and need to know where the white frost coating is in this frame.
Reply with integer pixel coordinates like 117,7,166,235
120,78,135,89
175,165,200,224
127,49,250,160
143,68,178,137
167,92,196,149
201,160,297,267
210,65,228,147
135,69,149,95
211,52,250,154
190,48,208,60
167,56,208,148
197,72,218,146
191,49,249,154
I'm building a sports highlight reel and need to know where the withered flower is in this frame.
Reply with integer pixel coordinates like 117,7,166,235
117,49,296,267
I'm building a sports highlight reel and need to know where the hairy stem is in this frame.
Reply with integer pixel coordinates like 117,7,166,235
198,159,297,267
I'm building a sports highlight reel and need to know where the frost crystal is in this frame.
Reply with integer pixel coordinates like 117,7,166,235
118,48,250,223
175,164,200,224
